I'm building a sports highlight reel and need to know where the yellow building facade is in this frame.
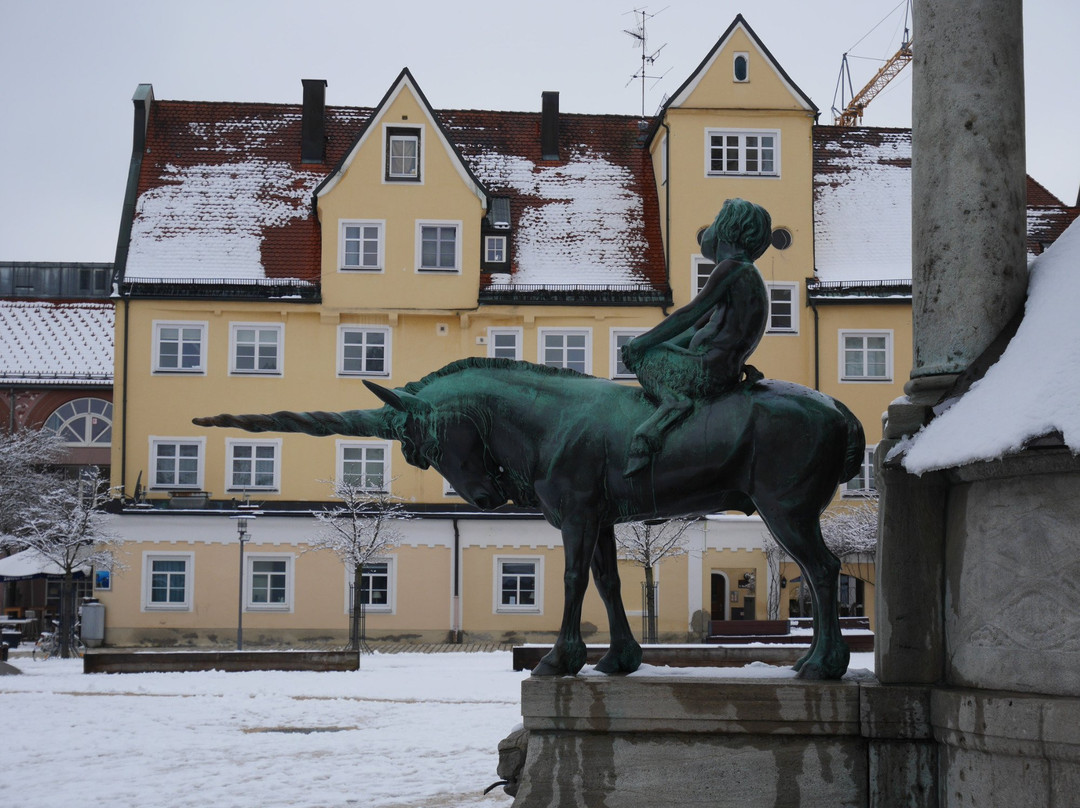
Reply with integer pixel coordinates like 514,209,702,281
97,16,958,647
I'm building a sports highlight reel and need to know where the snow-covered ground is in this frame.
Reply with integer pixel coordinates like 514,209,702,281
2,649,874,808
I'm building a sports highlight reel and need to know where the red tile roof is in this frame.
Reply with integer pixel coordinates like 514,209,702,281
126,98,666,292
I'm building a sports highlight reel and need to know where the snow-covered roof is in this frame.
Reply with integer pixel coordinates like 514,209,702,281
813,127,1077,284
902,216,1080,473
813,127,913,283
124,95,665,291
0,301,114,385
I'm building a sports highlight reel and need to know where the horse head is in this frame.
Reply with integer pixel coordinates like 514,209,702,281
364,380,510,511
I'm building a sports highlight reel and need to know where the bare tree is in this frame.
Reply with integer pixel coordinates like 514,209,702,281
1,466,123,657
762,536,785,620
614,519,695,643
308,478,413,652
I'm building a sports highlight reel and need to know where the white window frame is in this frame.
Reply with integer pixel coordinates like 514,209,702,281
484,235,507,264
765,283,799,334
149,436,205,490
226,438,281,493
416,220,462,273
339,220,386,272
840,330,893,382
338,325,392,377
705,128,780,177
346,557,396,615
693,256,715,296
494,555,543,614
611,328,648,379
487,327,523,360
336,440,391,493
733,51,750,82
142,552,194,611
538,328,592,374
245,552,294,612
844,445,878,497
228,322,283,376
384,125,423,182
152,320,207,374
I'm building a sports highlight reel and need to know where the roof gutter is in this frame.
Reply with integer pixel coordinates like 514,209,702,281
113,83,153,500
112,84,153,291
662,119,672,315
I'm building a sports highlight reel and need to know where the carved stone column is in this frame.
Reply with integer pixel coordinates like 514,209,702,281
877,0,1027,685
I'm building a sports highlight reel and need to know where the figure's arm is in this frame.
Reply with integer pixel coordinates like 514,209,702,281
623,260,750,367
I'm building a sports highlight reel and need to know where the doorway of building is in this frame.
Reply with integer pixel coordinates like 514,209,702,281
710,572,729,622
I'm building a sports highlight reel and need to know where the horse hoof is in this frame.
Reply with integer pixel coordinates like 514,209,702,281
595,645,643,675
530,660,565,677
531,645,587,677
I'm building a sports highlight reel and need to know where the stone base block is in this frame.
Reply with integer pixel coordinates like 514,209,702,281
515,674,872,808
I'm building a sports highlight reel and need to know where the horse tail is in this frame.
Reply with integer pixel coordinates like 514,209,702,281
836,400,866,484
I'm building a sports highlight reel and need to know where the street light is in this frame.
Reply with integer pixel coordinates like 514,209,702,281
230,507,259,650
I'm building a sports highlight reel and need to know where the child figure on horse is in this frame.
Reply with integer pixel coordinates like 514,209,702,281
621,198,772,476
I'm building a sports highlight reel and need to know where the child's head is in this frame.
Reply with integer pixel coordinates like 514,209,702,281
699,198,772,262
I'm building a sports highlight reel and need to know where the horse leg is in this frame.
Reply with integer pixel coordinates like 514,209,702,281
757,507,849,680
532,516,601,677
591,525,643,674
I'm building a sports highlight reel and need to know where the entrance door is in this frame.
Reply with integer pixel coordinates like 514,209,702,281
710,572,728,622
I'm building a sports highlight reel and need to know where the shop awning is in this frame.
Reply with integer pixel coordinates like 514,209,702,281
0,549,89,581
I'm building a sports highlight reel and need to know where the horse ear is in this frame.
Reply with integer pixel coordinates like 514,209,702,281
363,380,432,416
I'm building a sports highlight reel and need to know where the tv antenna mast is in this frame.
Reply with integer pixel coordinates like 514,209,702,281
624,6,669,119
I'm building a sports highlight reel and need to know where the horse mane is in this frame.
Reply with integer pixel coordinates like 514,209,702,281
400,356,586,395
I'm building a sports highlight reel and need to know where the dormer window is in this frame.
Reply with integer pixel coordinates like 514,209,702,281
733,52,749,82
386,126,421,181
485,236,507,264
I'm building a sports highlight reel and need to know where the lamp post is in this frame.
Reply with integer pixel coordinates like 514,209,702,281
231,509,258,650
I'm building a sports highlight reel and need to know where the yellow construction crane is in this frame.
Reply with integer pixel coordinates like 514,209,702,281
832,2,913,126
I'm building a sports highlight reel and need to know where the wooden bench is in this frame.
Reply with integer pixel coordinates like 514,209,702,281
708,619,789,636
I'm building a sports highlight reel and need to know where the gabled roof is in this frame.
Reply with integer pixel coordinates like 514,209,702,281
812,125,1078,286
315,68,489,211
120,80,666,295
662,14,817,114
0,300,114,385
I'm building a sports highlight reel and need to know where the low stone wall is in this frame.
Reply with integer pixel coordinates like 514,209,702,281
83,649,359,674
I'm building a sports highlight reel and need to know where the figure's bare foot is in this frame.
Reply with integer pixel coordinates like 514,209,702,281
624,434,657,477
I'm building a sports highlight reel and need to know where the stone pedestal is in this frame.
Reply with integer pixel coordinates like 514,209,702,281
512,675,937,808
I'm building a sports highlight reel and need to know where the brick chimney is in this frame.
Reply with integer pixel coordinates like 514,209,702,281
301,79,327,163
541,91,559,161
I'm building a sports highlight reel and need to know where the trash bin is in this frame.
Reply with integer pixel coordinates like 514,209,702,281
1,630,19,649
81,599,105,648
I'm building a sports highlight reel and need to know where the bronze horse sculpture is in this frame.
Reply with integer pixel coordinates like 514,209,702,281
195,357,864,679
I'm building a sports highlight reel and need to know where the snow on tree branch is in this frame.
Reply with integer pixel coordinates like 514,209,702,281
1,465,124,574
0,428,67,539
614,519,695,567
820,494,879,559
307,478,413,569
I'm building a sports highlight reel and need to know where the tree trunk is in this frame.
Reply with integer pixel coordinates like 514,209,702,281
644,564,657,644
59,572,73,659
349,563,363,653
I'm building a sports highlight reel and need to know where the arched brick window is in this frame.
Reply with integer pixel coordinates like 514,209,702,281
44,398,112,447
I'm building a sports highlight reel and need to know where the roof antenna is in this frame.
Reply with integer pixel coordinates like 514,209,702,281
624,6,669,120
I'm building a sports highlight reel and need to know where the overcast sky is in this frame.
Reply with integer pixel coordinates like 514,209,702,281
1,0,1076,263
